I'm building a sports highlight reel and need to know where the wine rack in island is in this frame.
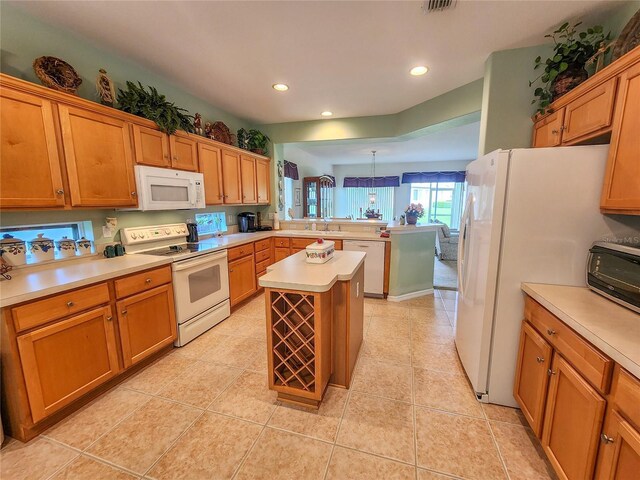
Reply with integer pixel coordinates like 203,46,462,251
266,288,332,408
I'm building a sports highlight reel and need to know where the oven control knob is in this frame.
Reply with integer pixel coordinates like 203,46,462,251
165,229,170,235
131,233,138,239
139,233,146,239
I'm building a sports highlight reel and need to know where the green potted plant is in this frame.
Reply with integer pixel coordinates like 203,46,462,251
117,81,194,135
530,22,610,115
247,129,270,155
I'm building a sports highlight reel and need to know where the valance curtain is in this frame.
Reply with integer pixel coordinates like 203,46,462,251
283,160,299,180
343,176,400,188
401,171,466,184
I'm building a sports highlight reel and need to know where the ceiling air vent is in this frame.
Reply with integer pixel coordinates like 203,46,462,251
422,0,456,14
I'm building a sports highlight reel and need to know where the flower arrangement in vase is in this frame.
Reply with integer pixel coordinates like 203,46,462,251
404,203,424,225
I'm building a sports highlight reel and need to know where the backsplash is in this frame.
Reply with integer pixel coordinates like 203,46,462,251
0,205,272,248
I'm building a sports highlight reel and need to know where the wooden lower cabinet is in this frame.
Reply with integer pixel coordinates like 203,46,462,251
542,353,606,480
116,284,177,368
596,409,640,479
16,306,119,423
513,321,552,437
274,246,290,262
229,254,256,306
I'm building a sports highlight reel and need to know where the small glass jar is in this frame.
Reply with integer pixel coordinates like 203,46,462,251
56,236,77,258
76,237,93,256
0,234,27,266
29,233,55,262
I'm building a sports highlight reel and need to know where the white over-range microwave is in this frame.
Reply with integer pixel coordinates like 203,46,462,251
123,165,206,211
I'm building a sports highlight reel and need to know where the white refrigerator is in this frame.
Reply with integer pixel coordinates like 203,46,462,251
454,145,621,407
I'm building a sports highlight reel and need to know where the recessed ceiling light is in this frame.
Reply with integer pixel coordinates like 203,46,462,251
410,66,429,76
272,83,289,91
321,111,333,117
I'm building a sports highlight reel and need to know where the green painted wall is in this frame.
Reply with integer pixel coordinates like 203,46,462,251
388,231,436,297
0,4,271,242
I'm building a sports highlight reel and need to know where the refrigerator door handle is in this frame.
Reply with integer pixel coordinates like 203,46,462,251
457,194,473,297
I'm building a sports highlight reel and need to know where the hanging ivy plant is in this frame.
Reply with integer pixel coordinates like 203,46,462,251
117,81,194,135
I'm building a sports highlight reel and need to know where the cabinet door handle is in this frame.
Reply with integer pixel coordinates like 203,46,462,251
229,269,234,273
106,315,113,321
536,356,545,363
547,369,557,376
601,433,615,444
131,191,137,197
546,329,556,336
121,309,128,315
56,189,65,195
66,301,75,307
145,278,152,284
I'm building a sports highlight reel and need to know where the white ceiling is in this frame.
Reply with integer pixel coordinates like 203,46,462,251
12,1,623,124
284,121,480,166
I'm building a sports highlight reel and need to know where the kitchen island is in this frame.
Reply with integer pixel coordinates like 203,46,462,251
258,250,366,408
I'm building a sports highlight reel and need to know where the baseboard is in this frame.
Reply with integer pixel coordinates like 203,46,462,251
386,288,434,302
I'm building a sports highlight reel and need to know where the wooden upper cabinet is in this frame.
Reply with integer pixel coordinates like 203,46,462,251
542,353,606,480
221,149,242,204
600,61,640,215
256,158,271,204
0,88,65,207
562,77,617,144
532,109,565,148
240,155,257,204
169,132,198,171
513,321,553,438
16,306,119,423
58,105,137,207
116,284,177,368
131,124,170,168
596,409,640,480
198,142,224,205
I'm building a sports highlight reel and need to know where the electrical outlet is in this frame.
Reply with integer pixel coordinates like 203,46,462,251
227,214,234,225
268,212,275,220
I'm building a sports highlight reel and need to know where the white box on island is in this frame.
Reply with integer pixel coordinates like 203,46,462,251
305,239,335,264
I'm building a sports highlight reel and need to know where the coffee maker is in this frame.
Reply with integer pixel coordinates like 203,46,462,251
237,212,256,233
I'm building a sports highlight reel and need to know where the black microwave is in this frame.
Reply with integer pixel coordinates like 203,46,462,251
587,242,640,314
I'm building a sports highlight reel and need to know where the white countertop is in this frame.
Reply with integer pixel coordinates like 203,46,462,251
259,250,366,293
0,255,173,307
522,283,640,379
386,221,440,234
0,230,385,308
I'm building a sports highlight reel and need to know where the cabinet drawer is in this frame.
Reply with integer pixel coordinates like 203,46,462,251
255,248,272,263
228,243,254,261
290,237,317,249
12,283,110,332
611,367,640,430
254,238,271,252
525,296,613,393
273,237,290,248
256,258,271,273
114,266,172,299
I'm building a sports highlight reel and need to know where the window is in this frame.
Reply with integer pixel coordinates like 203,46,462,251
0,221,93,263
410,181,465,229
195,212,227,236
344,187,394,221
284,177,294,217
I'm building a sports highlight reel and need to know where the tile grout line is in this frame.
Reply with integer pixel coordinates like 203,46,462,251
230,392,280,480
485,412,512,480
141,408,206,478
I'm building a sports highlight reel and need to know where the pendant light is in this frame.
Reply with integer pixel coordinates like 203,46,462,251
369,150,377,204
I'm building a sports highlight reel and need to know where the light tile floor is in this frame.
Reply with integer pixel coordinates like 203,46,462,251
0,290,557,480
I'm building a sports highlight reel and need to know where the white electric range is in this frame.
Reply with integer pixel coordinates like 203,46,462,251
121,223,230,346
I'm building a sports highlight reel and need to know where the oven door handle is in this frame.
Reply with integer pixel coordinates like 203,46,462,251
172,250,228,271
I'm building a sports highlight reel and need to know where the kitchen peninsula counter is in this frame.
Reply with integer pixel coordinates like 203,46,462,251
259,251,366,408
